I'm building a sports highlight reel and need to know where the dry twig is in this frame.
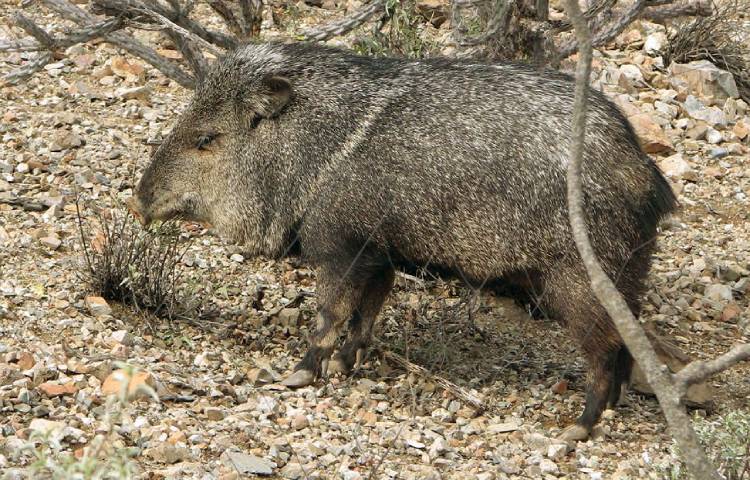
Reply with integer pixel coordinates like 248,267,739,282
377,342,486,411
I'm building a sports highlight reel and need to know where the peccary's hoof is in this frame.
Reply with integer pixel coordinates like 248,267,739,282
353,348,365,370
282,369,316,388
326,357,349,376
558,424,590,442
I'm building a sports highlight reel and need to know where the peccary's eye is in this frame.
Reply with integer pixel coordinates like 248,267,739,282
249,113,262,129
196,133,218,150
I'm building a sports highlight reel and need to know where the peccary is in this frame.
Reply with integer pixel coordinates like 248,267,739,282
130,42,676,440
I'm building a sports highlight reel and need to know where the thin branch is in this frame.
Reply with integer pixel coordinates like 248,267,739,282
641,0,712,21
3,16,125,54
549,0,618,34
3,51,54,84
454,0,518,46
557,0,711,60
675,344,750,394
239,0,262,38
0,37,39,52
377,343,486,411
92,0,237,50
164,29,209,82
563,0,724,477
207,0,243,38
13,13,55,48
302,0,386,41
557,0,648,59
41,0,195,89
132,3,222,57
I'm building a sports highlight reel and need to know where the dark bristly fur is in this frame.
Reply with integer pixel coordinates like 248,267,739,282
132,42,676,438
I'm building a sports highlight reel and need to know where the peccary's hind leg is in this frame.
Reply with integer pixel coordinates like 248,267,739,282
541,264,625,442
282,266,363,388
608,346,633,407
328,267,395,375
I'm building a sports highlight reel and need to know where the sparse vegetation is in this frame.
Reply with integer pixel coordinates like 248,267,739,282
663,0,750,102
659,410,750,480
353,0,436,58
76,201,197,322
19,363,153,480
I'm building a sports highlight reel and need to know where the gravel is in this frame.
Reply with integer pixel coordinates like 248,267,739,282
0,4,748,479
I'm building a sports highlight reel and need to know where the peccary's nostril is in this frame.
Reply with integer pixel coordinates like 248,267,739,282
126,196,148,226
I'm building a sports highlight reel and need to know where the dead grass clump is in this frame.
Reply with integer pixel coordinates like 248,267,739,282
76,201,197,321
663,0,750,102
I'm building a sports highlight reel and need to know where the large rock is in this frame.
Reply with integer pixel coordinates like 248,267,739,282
658,153,696,181
85,296,111,316
221,450,274,476
684,95,727,128
102,369,158,401
629,113,674,153
643,31,667,55
669,61,740,101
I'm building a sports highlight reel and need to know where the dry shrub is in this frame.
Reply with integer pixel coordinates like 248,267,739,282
663,0,750,102
76,200,197,321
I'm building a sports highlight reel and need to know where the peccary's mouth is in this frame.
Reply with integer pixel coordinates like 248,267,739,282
127,192,202,227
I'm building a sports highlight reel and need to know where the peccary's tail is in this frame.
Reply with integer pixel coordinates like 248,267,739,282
642,157,678,228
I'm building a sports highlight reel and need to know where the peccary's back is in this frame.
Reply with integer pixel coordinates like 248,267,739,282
296,52,675,279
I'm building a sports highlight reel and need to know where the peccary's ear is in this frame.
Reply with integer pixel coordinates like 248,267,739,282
249,75,292,119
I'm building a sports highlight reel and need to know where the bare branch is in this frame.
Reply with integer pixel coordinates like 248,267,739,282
13,13,55,49
549,0,618,34
562,0,728,477
557,0,648,59
41,0,195,89
302,0,386,42
3,51,54,84
379,346,486,411
3,15,126,54
454,0,518,46
207,0,243,38
239,0,262,38
0,37,39,53
131,3,222,57
92,0,237,50
641,0,712,21
164,30,209,82
675,344,750,394
557,0,712,60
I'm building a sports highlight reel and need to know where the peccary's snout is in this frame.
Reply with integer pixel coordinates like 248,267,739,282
129,166,159,226
126,195,149,226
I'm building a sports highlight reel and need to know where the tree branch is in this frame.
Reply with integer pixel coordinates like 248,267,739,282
454,0,518,46
91,0,237,50
557,0,648,59
641,0,712,21
563,0,731,477
40,0,195,89
0,37,39,53
239,0,262,38
302,0,386,41
3,51,53,84
207,0,243,38
13,12,55,49
3,14,126,54
130,2,222,57
556,0,711,60
675,344,750,395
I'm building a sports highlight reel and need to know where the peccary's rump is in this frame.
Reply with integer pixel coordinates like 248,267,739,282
134,42,676,439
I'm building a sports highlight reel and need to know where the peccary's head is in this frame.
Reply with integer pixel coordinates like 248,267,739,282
130,45,294,244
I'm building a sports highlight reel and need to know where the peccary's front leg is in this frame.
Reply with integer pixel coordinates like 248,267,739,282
282,266,363,388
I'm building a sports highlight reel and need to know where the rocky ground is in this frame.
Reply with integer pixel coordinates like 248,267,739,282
1,1,749,479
